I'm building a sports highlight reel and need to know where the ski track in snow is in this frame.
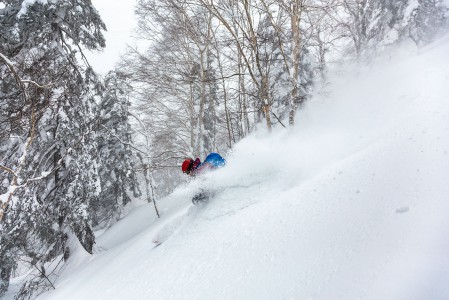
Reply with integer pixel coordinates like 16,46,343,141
29,36,449,300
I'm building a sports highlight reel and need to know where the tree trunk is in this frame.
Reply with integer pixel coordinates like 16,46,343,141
261,75,272,132
198,48,206,157
290,0,302,126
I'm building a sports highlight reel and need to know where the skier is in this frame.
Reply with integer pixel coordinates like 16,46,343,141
181,152,226,204
181,152,226,177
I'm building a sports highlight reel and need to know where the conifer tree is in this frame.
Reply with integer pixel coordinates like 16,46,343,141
0,0,106,297
94,71,141,228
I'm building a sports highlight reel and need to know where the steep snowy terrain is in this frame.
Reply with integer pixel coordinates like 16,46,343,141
26,36,449,299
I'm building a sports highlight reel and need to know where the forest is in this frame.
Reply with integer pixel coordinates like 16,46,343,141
0,0,448,298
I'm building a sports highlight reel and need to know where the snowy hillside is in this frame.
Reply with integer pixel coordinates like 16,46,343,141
23,37,449,300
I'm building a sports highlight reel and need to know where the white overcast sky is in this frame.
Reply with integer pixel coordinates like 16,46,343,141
86,0,138,74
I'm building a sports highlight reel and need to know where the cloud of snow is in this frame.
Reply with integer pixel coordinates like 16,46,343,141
208,43,426,194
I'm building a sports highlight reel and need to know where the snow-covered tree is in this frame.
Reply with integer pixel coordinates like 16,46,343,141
0,0,106,297
94,71,142,228
338,0,409,58
407,0,448,46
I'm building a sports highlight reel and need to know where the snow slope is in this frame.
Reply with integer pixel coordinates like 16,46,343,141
34,37,449,300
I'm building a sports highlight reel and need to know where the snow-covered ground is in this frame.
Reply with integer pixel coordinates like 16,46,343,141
27,36,449,300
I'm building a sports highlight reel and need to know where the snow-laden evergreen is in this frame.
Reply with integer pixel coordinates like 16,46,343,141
13,34,447,300
0,1,138,298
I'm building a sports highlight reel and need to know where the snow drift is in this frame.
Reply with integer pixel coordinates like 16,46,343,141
23,36,449,300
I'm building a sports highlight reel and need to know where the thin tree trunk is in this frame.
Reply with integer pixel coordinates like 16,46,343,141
261,75,272,132
214,42,233,147
199,48,206,156
290,0,302,126
143,162,160,218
